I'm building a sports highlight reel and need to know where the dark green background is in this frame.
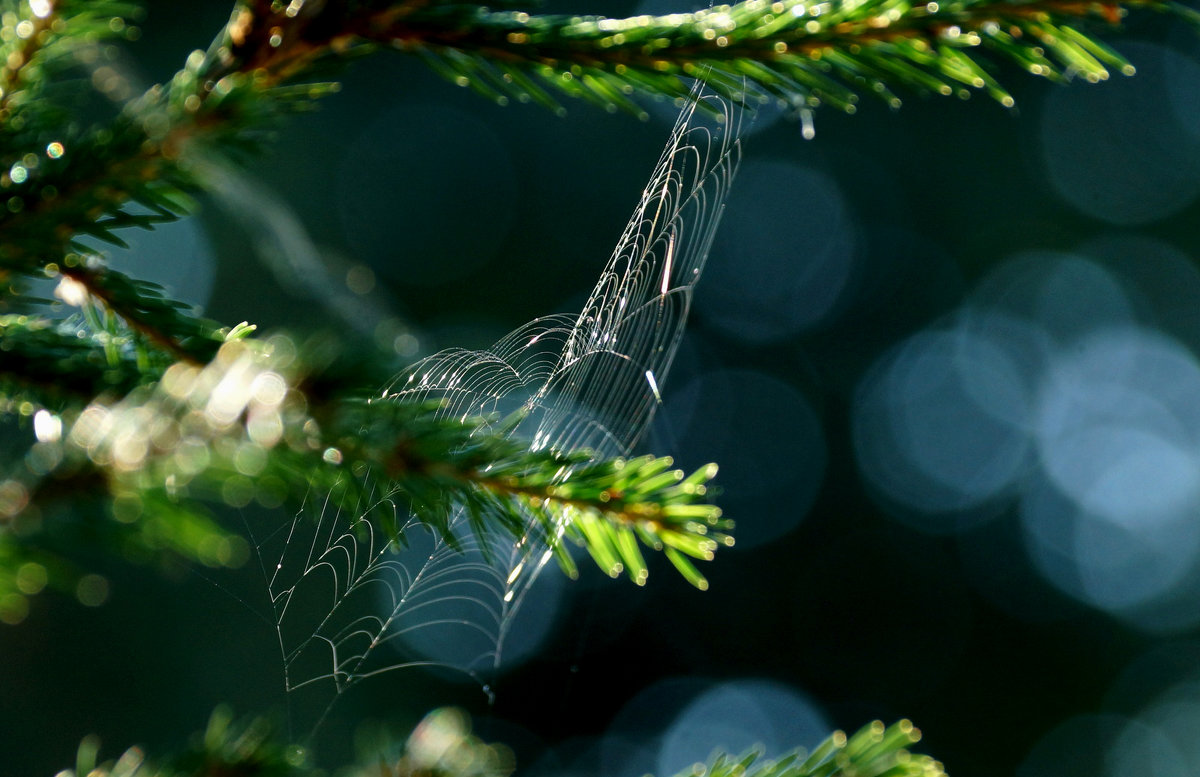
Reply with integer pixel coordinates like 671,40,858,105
4,3,1200,776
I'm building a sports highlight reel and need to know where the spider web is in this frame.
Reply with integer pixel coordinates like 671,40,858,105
245,88,742,737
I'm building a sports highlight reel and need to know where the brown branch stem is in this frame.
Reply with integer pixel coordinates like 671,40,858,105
386,441,665,531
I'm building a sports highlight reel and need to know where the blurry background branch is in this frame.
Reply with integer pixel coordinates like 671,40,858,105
54,708,942,777
2,0,1191,328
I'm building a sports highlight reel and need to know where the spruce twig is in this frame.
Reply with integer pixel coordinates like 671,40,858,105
0,3,56,117
0,1,145,120
56,264,222,365
687,720,946,777
49,712,942,777
2,0,1190,601
0,314,157,409
1,0,1190,362
204,0,1198,118
5,337,728,607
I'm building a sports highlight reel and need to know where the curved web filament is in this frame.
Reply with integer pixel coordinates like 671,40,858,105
254,87,742,735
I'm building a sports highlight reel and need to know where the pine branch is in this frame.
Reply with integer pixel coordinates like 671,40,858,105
55,708,940,777
677,720,945,777
0,4,335,357
0,72,330,339
5,336,728,616
214,0,1199,118
0,2,58,117
58,707,306,777
0,1,151,266
351,398,732,587
0,314,156,410
387,0,1191,115
9,0,1163,605
0,0,144,122
55,707,514,777
0,0,1188,361
3,0,1186,285
0,266,228,416
56,263,224,365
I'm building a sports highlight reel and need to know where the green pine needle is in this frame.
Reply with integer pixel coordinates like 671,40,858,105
1,0,1187,611
678,720,945,777
4,335,731,607
1,0,1187,357
52,712,942,777
54,706,516,777
313,0,1186,116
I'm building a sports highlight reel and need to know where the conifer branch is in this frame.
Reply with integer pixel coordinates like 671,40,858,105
0,5,56,116
0,1,144,121
0,0,1188,362
53,707,515,777
0,4,335,344
683,720,945,777
373,405,732,587
2,0,1186,606
387,0,1190,115
0,314,156,409
55,264,224,365
210,0,1199,118
52,710,941,777
2,0,1182,286
5,337,728,614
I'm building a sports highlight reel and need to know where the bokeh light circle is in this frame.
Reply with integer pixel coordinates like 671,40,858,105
969,252,1135,345
853,326,1032,520
1160,43,1200,144
860,248,1200,630
699,160,857,343
1076,234,1200,351
657,679,830,777
1038,43,1200,225
1106,718,1189,777
1123,676,1200,775
1020,470,1200,625
1033,327,1200,531
599,676,828,777
1020,326,1200,626
1018,714,1133,777
666,368,826,549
